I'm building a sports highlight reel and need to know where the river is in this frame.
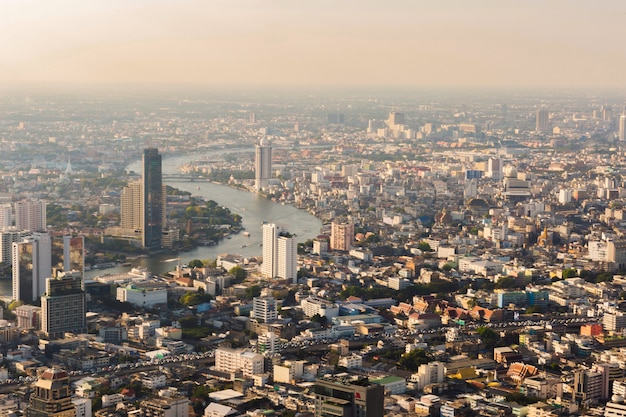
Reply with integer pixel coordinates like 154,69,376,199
85,154,322,278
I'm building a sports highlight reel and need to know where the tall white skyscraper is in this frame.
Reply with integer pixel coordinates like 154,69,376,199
261,222,297,282
12,232,52,304
262,223,284,278
255,137,272,191
619,115,626,141
277,234,298,284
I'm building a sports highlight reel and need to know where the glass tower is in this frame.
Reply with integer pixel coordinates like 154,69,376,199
142,148,164,249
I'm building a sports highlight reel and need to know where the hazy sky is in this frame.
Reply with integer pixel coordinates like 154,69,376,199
1,0,625,89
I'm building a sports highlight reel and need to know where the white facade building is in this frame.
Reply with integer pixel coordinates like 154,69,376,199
301,296,339,319
252,296,278,323
215,347,264,378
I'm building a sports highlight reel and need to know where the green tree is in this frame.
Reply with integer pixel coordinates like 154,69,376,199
245,285,261,299
188,259,204,268
229,266,246,282
476,326,500,349
398,348,430,371
418,242,432,252
562,268,577,279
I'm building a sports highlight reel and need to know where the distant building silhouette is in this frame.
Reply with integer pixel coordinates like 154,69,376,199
536,109,549,132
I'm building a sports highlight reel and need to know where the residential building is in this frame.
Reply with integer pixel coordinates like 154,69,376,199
15,199,46,232
330,222,354,251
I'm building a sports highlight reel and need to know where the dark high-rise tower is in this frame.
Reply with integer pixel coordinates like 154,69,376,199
142,148,164,249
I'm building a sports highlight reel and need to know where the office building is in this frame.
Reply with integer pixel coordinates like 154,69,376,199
12,232,52,304
41,272,86,339
536,109,549,132
330,222,354,252
26,367,75,417
262,222,296,281
142,148,165,249
252,295,278,323
255,137,272,191
619,114,626,141
15,199,46,231
314,377,384,417
215,347,264,378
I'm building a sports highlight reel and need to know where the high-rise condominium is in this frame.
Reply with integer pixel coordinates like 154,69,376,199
330,222,354,252
619,115,626,141
15,199,47,231
255,137,272,191
262,223,297,282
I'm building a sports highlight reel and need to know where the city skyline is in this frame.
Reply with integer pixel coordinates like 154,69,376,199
1,1,626,90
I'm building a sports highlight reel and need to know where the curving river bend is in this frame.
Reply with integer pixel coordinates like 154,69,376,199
85,154,322,278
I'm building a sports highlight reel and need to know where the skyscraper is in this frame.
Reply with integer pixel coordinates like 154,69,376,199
12,232,52,304
14,199,47,231
120,181,143,231
142,148,164,249
277,234,298,284
536,109,549,132
330,222,354,252
255,137,272,191
261,223,297,282
26,368,75,417
41,271,86,338
619,115,626,141
262,223,284,278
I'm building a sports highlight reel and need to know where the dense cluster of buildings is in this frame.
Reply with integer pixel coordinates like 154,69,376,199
2,93,626,416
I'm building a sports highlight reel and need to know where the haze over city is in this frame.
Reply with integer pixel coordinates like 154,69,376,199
1,0,626,90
